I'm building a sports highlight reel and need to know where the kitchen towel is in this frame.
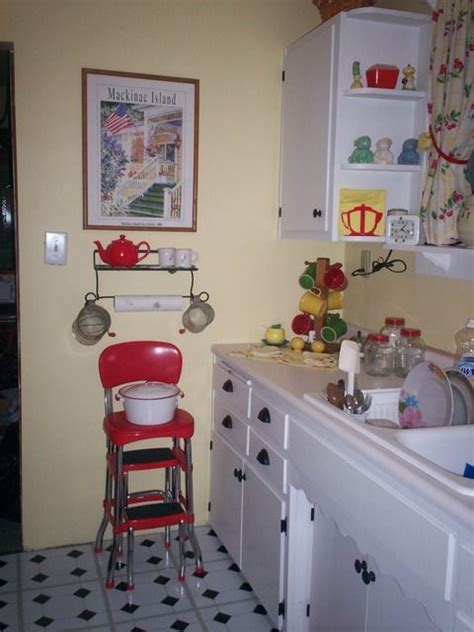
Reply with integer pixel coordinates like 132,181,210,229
114,295,184,312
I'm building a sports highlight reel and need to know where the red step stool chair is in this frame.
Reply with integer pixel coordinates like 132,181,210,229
94,341,204,589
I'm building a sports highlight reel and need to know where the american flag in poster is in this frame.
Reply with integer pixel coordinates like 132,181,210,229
103,103,133,135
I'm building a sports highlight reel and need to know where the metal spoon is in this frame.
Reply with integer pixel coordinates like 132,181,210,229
353,389,364,412
344,393,356,414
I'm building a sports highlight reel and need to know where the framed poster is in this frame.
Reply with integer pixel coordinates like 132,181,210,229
82,68,199,231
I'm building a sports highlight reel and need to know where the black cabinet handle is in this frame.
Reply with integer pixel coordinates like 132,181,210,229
233,468,246,483
313,208,323,218
361,569,376,585
355,559,375,584
256,449,270,466
222,379,233,393
354,559,367,574
221,415,233,429
257,407,271,424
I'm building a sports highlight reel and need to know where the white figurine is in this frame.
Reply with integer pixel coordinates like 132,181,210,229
374,137,394,165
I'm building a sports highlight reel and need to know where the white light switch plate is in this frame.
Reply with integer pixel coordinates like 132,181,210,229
44,231,68,265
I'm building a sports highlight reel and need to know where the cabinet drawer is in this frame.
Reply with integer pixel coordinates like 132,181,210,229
213,397,249,455
250,391,288,450
248,429,287,494
213,362,251,420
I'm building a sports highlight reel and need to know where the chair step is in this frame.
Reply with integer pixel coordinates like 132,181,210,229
125,501,187,531
108,447,177,474
123,447,176,467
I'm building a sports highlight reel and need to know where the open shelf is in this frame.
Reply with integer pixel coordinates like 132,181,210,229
343,88,426,101
341,163,421,173
383,243,473,256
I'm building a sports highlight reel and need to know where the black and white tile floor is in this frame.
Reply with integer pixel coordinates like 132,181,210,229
0,526,277,631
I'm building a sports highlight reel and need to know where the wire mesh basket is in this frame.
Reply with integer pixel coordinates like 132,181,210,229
313,0,375,22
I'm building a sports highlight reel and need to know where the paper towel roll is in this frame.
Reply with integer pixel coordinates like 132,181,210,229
114,295,184,312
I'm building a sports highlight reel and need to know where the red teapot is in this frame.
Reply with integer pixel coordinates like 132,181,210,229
94,234,151,267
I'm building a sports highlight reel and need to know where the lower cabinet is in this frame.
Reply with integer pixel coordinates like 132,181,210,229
208,431,243,568
241,462,286,624
299,499,440,632
209,430,286,628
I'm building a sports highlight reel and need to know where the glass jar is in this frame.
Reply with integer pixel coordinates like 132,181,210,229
454,319,474,382
364,333,394,377
380,316,405,348
394,328,425,378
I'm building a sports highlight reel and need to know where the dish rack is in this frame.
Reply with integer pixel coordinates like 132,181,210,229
363,388,400,424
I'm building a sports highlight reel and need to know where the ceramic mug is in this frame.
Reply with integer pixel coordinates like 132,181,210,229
158,248,176,267
175,248,198,269
327,291,344,310
299,263,316,290
321,317,348,343
299,291,327,317
291,313,312,335
323,263,348,291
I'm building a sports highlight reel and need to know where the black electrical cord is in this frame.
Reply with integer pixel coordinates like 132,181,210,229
351,249,407,277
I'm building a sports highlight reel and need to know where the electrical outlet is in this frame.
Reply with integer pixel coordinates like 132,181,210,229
44,231,68,265
361,250,371,276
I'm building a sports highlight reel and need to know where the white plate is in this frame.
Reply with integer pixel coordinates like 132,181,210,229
399,362,453,429
445,368,473,425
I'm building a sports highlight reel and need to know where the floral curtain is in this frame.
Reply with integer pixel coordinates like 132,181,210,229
420,0,473,246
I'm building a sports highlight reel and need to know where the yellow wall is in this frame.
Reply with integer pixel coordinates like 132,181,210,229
344,244,474,351
1,0,471,551
1,0,344,549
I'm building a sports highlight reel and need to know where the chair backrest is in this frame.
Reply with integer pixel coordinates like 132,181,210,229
99,341,183,389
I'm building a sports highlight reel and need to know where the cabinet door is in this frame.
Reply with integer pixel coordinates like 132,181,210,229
209,432,244,567
309,507,367,632
279,23,336,240
366,561,441,632
241,462,286,628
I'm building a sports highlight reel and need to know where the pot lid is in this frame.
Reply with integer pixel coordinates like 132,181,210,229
119,381,180,400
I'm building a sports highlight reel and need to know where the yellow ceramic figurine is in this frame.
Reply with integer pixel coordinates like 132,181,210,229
401,64,416,90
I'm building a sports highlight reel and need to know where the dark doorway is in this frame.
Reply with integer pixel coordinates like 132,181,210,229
0,43,21,554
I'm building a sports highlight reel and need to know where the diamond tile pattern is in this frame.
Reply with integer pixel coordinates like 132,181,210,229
0,525,276,630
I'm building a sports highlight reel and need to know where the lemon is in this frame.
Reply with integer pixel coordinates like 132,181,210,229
290,336,305,351
311,340,325,353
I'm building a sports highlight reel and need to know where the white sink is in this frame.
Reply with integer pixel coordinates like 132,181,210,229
373,423,474,496
394,424,474,477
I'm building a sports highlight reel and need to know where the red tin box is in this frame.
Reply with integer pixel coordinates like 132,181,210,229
365,65,400,89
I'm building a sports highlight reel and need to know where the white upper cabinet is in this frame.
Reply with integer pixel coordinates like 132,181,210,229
278,8,431,241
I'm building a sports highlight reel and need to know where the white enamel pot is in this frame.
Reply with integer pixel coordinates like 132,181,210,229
117,381,182,425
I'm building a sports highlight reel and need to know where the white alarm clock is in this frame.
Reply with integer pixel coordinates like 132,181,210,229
385,212,421,245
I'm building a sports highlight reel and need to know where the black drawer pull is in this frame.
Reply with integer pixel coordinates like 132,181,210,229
362,569,376,585
233,468,246,483
256,449,270,466
222,379,233,393
354,559,367,574
257,407,271,424
221,415,233,429
313,208,323,218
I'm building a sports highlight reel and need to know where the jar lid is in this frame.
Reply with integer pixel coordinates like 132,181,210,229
384,317,405,326
367,333,389,343
119,381,180,400
401,328,421,337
